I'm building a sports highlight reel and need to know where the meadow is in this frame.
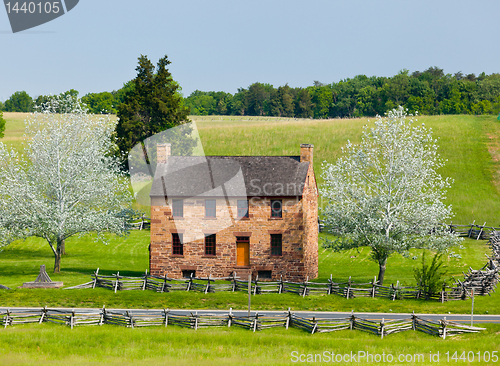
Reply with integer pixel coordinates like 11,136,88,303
0,113,499,365
1,323,500,366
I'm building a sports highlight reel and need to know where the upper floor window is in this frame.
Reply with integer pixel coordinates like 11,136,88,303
205,199,216,218
271,199,282,218
271,234,282,256
172,199,183,217
172,233,183,255
205,234,216,256
237,200,249,218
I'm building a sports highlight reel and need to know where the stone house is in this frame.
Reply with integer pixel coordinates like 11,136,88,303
149,143,318,281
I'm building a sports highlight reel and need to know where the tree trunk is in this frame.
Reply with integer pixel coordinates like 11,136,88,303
377,258,387,285
60,239,66,255
53,237,63,273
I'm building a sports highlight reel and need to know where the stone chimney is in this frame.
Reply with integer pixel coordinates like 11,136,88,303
157,143,171,164
300,143,314,164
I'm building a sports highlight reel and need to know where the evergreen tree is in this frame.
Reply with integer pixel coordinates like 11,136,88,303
116,55,192,161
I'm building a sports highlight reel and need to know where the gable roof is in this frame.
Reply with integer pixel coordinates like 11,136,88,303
150,155,310,198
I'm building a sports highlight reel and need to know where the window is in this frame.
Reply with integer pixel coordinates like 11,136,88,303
258,270,272,279
172,199,183,217
237,200,249,218
271,199,282,218
182,270,196,278
271,234,282,256
172,233,183,255
205,234,216,256
205,200,216,218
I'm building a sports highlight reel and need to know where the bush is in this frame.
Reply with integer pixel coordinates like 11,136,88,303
414,251,447,299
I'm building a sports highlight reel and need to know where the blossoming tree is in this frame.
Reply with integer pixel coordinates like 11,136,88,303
321,107,461,285
0,97,133,273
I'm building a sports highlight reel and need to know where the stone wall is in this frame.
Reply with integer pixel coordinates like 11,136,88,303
150,194,316,281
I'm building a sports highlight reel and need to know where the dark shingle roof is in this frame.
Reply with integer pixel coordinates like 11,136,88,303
150,156,310,198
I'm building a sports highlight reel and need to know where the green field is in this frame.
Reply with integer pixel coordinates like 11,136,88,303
0,113,499,364
1,323,500,366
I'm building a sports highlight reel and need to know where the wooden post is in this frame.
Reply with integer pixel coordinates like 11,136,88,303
114,272,119,293
228,308,232,327
311,317,318,334
39,307,46,325
380,318,384,339
350,310,354,330
248,273,252,317
253,312,258,332
471,288,474,326
442,317,447,339
92,268,99,289
286,307,291,330
477,222,486,240
99,305,105,326
70,310,75,330
302,276,309,297
142,269,148,290
372,276,376,298
412,311,416,331
164,308,168,327
195,311,198,330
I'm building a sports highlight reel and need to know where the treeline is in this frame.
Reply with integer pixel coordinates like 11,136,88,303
3,67,500,118
0,82,133,114
184,67,500,118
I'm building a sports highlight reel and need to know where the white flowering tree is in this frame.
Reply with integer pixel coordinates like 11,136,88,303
0,97,133,273
321,107,461,285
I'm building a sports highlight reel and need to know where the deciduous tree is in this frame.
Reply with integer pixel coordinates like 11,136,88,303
0,96,133,273
321,107,461,285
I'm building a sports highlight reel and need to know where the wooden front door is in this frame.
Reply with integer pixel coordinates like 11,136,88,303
236,242,250,266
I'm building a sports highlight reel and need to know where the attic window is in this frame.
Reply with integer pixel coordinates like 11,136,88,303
271,200,282,218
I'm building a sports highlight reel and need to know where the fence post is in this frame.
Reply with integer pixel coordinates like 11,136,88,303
70,310,75,330
253,313,258,332
164,308,168,327
187,272,193,292
380,318,384,339
371,276,376,298
92,268,99,289
99,305,105,326
279,275,283,294
286,307,291,330
39,307,46,325
442,317,447,339
205,275,211,294
311,316,318,334
142,269,147,291
114,272,120,293
302,276,308,297
350,310,354,330
228,308,232,328
194,311,198,330
412,311,416,331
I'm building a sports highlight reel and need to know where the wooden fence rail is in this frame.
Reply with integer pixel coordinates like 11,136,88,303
0,308,485,338
65,233,500,303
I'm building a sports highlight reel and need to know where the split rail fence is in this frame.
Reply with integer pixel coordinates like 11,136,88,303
66,232,499,302
0,308,484,339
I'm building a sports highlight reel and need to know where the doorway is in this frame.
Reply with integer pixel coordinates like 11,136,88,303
236,237,250,266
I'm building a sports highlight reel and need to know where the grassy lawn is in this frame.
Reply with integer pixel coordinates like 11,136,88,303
1,323,499,365
0,113,499,364
0,231,496,315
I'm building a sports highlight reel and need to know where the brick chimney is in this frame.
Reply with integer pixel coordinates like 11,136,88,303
157,143,171,164
300,143,314,164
